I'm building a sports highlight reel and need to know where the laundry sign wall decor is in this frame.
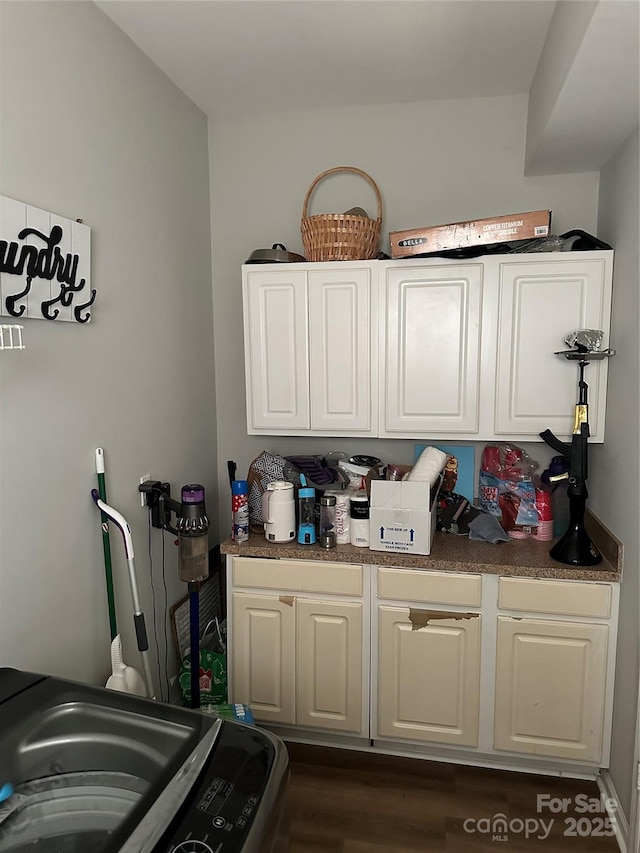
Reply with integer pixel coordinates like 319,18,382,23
0,195,94,323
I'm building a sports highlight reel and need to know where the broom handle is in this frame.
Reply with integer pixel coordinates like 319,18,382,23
190,588,200,709
95,448,118,641
91,489,156,700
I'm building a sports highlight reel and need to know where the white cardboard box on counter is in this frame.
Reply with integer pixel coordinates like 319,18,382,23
369,479,441,556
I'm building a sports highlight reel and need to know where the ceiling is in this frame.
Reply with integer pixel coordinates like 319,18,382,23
95,0,557,120
96,0,639,172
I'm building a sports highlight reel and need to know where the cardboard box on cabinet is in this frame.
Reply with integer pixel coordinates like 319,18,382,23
369,478,442,555
389,209,551,258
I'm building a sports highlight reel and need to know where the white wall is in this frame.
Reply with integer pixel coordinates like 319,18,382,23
0,1,217,695
592,126,640,825
526,0,598,171
208,95,601,534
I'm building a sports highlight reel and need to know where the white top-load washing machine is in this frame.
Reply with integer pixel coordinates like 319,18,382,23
0,669,289,853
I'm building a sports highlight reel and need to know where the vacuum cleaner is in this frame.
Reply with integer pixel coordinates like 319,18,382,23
139,480,210,709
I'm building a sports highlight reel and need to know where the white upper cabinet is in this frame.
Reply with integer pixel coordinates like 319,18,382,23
308,267,376,433
243,263,376,436
379,262,483,436
243,268,309,431
493,253,613,441
242,252,613,441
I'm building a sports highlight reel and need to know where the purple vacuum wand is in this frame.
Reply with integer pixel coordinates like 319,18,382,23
176,485,210,710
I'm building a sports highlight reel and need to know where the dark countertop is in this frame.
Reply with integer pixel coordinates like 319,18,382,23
220,512,622,582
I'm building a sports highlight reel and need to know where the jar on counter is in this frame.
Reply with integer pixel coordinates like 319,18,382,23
297,485,316,545
350,493,370,548
319,495,337,548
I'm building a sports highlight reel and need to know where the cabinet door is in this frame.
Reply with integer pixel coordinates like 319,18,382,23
308,268,375,432
495,255,612,440
296,599,364,734
381,264,482,434
377,606,481,746
243,269,309,431
494,617,608,762
231,592,296,724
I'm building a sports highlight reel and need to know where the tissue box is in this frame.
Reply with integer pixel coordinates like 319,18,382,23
369,478,442,555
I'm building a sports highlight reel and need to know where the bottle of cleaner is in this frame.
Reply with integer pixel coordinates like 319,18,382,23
231,480,249,542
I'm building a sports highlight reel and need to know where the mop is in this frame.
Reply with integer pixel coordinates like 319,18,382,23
93,449,155,698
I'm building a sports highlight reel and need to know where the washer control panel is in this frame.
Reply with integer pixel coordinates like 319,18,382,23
158,720,278,853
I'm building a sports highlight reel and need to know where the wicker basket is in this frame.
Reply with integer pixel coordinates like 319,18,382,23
301,166,383,262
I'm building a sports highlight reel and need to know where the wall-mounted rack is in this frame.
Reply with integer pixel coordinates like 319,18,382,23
0,325,25,351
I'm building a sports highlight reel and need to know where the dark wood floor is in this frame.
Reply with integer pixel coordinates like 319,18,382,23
275,744,621,852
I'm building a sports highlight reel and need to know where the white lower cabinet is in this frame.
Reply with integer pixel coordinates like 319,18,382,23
230,558,367,736
227,557,618,772
296,598,363,732
232,592,296,725
377,605,481,746
492,576,612,763
494,617,608,762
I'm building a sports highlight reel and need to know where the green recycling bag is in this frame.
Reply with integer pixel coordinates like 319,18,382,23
178,648,227,707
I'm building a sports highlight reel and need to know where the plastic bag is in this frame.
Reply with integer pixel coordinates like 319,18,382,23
246,451,300,529
178,648,227,707
386,463,413,481
247,451,350,530
436,492,481,535
200,703,255,724
479,443,540,536
337,459,371,490
286,455,349,489
480,443,539,481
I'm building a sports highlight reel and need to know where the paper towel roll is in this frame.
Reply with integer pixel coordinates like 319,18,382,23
406,446,447,488
326,489,352,544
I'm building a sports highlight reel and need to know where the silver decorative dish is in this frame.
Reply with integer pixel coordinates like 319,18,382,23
554,349,616,360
